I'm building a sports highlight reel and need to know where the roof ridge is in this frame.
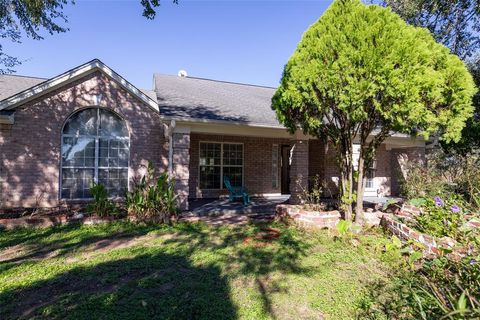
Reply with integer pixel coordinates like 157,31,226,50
0,74,47,80
154,73,276,89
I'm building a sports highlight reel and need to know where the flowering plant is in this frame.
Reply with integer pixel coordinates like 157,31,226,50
413,195,472,241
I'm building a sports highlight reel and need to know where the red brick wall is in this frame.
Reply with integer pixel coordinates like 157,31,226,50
390,147,426,196
189,133,291,198
0,71,168,208
308,139,325,181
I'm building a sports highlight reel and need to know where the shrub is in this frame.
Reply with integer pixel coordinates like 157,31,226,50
400,162,453,200
453,155,480,210
401,150,480,210
297,174,337,211
86,183,118,217
125,162,177,223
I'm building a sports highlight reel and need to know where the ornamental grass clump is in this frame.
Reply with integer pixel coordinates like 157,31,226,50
125,162,177,224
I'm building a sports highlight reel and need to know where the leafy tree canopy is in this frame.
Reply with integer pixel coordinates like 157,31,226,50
272,0,476,220
0,0,69,73
379,0,480,154
380,0,479,60
274,0,475,143
442,55,480,154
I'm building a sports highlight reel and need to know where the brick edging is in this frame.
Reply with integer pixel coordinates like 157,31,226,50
0,214,118,230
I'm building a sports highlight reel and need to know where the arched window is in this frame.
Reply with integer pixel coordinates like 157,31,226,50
61,108,129,199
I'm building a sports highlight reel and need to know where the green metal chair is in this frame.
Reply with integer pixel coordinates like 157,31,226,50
223,176,250,205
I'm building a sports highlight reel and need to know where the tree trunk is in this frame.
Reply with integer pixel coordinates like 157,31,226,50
340,171,353,220
355,153,366,224
338,143,354,221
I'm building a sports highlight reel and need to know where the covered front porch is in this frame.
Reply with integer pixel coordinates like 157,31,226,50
166,120,424,212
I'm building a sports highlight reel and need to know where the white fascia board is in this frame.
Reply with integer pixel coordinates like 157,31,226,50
0,60,159,112
160,115,287,130
174,120,298,139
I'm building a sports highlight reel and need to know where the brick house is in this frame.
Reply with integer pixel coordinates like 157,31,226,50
0,60,425,210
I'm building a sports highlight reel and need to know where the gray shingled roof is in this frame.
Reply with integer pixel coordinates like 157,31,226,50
154,74,282,128
0,75,46,101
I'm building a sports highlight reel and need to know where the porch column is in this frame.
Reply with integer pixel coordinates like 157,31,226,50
289,133,309,204
172,129,190,210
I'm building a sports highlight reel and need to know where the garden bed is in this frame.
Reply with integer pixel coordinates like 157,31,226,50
0,213,121,230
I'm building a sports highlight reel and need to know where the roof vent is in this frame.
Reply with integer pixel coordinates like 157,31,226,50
178,70,188,78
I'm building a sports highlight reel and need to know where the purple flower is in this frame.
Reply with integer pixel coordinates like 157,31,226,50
470,259,478,265
450,205,461,213
434,196,444,207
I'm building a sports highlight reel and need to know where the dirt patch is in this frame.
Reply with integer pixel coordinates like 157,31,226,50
66,233,178,262
0,232,178,265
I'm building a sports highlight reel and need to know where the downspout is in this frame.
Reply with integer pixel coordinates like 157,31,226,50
167,119,176,178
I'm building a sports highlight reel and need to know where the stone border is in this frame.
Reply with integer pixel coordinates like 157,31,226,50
0,214,117,230
276,204,340,229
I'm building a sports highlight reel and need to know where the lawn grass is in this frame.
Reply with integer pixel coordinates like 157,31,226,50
0,221,403,319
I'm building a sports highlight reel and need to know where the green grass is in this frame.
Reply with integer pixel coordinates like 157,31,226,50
0,221,403,319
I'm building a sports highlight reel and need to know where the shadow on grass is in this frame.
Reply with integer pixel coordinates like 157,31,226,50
0,251,237,320
0,223,161,271
0,221,312,320
162,222,312,319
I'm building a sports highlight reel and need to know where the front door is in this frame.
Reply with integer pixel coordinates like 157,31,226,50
281,145,291,194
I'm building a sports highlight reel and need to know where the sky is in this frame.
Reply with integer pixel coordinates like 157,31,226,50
3,0,333,90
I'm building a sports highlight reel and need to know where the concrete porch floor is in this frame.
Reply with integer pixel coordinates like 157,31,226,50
179,195,403,226
186,195,290,216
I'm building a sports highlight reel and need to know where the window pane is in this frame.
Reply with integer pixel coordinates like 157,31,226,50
99,110,128,137
199,166,221,189
98,168,128,197
200,143,221,166
63,108,97,136
62,137,95,167
98,138,129,169
61,168,94,199
223,166,242,188
366,169,375,189
223,144,243,166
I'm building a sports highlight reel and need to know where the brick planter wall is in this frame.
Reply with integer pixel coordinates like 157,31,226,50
276,204,340,229
381,214,459,256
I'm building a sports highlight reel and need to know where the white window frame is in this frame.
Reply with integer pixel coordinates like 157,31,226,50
198,141,244,190
60,107,130,200
365,159,377,190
